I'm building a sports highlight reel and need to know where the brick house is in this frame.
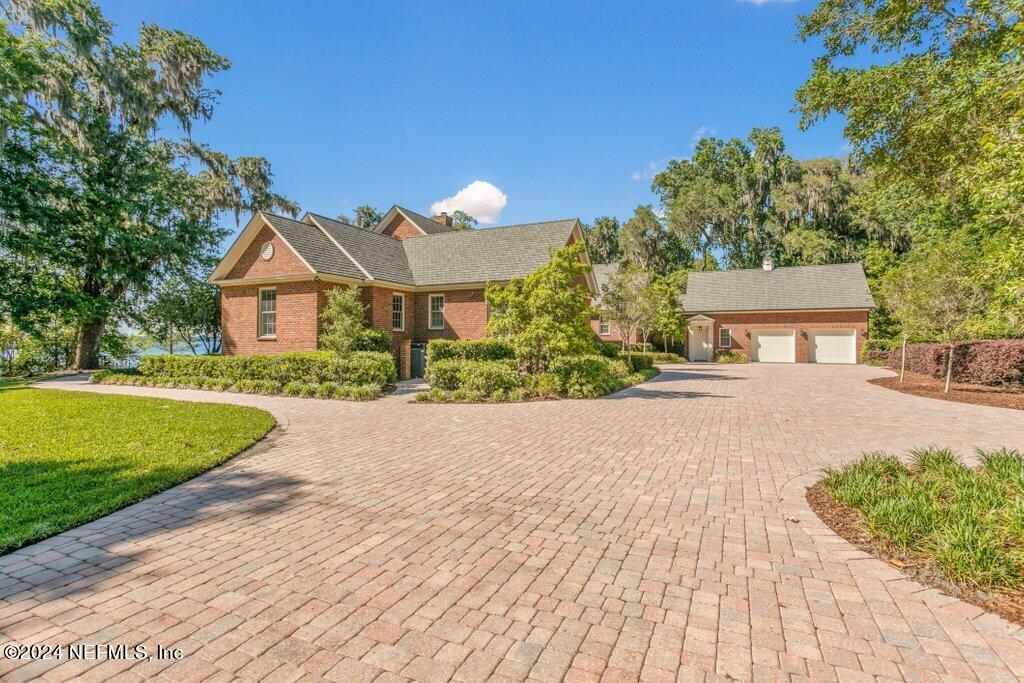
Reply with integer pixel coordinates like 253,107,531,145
680,257,875,364
208,206,597,379
210,206,875,374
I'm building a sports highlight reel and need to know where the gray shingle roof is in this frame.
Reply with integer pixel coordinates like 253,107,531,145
590,263,619,307
681,263,875,313
307,214,415,285
260,212,365,280
395,206,455,236
402,220,579,286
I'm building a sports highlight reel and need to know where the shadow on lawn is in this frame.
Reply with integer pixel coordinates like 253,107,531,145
0,450,301,604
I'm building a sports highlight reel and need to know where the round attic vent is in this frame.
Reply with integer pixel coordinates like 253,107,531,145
261,242,274,261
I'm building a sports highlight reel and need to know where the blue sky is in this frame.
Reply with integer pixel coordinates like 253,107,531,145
103,0,845,242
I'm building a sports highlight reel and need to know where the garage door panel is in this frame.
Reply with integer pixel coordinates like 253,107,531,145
810,329,856,364
752,330,795,363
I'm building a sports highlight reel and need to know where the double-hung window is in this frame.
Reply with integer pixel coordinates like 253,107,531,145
258,288,277,338
391,293,405,331
718,327,732,348
429,294,445,330
598,316,611,335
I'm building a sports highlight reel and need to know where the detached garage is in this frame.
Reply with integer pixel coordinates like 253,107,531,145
809,329,857,364
680,258,876,364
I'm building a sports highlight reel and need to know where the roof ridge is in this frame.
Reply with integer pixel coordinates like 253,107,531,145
412,218,579,239
694,262,862,274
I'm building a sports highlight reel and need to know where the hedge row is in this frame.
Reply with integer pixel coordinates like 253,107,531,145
421,354,657,402
886,339,1024,387
425,339,516,363
139,351,396,387
714,350,749,363
91,371,382,400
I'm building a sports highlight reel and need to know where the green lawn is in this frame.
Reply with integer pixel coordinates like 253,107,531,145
0,384,275,554
822,447,1024,590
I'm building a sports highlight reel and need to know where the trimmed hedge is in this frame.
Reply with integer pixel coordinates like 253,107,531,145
425,339,516,364
549,355,631,399
424,359,521,393
862,338,901,366
353,328,391,353
139,351,396,387
92,372,383,400
886,339,1024,388
714,350,749,363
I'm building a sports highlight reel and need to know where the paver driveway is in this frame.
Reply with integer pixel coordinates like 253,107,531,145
2,364,1023,682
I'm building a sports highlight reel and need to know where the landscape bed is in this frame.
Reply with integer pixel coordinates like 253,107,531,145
869,371,1024,411
0,384,275,554
418,339,660,403
808,447,1024,626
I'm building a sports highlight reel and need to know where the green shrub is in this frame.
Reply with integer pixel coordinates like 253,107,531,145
333,383,383,401
233,379,282,395
594,342,620,358
353,328,391,353
533,372,564,397
621,354,653,372
315,381,338,398
822,447,1024,591
862,338,900,366
641,352,686,364
714,350,749,363
549,355,617,399
140,351,396,387
424,359,463,390
459,360,522,394
89,370,113,383
282,380,306,396
426,339,516,364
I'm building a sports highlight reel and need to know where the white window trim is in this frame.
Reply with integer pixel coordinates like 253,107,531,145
718,327,732,348
392,293,405,331
257,287,277,340
428,294,445,330
598,316,611,336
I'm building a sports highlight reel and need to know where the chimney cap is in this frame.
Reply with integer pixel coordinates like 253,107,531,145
762,253,775,271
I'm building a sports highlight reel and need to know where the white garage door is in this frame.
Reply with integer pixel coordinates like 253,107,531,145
752,329,795,363
809,329,856,364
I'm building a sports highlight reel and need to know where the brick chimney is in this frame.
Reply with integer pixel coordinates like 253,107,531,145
433,212,453,227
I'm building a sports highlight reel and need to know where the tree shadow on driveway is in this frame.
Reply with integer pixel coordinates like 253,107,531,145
601,366,743,400
0,456,302,606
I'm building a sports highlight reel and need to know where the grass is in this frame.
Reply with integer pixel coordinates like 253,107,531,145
0,384,275,554
821,447,1024,591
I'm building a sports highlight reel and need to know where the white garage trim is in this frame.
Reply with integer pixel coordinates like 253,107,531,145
751,329,795,363
809,329,857,364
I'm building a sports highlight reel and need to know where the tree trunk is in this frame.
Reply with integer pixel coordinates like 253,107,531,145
899,333,908,384
73,317,106,370
944,342,954,394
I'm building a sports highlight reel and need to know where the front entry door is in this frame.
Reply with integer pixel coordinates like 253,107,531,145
687,325,712,361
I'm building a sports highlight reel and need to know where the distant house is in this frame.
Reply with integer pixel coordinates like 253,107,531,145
208,206,597,378
680,257,875,364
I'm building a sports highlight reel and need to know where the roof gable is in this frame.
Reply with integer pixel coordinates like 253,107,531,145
209,212,366,282
306,213,415,285
681,263,876,313
373,205,455,238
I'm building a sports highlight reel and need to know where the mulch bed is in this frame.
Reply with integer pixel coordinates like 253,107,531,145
807,483,1024,627
869,370,1024,411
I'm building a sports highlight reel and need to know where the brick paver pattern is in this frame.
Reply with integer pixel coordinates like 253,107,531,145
2,364,1023,681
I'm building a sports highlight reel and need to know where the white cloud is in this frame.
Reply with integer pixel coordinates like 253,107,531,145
430,181,508,224
691,125,717,148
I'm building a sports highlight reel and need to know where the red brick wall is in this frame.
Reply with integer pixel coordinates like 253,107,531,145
227,226,311,280
380,215,425,240
221,281,320,355
707,310,869,363
590,316,637,344
411,289,488,341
